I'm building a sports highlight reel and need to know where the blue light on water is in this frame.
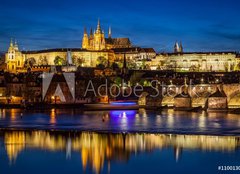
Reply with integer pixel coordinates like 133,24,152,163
110,110,136,117
110,101,137,106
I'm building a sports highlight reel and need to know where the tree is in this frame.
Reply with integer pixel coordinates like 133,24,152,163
54,56,65,66
73,56,85,67
141,59,146,69
38,56,43,65
189,65,197,72
128,59,137,69
25,57,36,67
145,64,151,70
111,62,119,70
156,64,161,70
224,62,229,72
97,56,108,67
43,56,48,65
114,77,122,86
234,62,240,71
38,56,48,65
39,56,48,65
96,64,105,69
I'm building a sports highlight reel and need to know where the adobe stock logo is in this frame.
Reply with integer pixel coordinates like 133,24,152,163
42,73,75,102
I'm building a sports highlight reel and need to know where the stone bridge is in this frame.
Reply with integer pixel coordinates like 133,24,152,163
161,84,240,108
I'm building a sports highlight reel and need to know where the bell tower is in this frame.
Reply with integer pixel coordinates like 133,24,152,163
108,26,112,38
93,19,106,50
5,39,23,73
174,41,183,53
82,27,89,49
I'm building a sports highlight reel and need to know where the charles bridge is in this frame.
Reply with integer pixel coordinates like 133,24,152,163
160,83,240,108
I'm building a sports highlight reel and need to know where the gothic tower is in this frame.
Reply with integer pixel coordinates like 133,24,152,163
93,19,106,50
179,42,183,53
81,20,106,50
174,42,183,53
82,27,89,49
89,28,94,49
108,26,112,38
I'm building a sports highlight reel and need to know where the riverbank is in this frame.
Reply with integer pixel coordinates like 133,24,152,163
0,103,165,111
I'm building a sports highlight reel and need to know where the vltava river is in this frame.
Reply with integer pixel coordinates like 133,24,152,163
0,109,239,135
0,109,239,173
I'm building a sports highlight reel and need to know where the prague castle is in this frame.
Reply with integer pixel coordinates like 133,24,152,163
3,20,240,73
4,20,133,73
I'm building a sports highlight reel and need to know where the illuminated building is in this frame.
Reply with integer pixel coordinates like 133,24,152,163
5,39,24,73
4,44,113,73
152,50,239,72
82,19,131,50
3,22,240,73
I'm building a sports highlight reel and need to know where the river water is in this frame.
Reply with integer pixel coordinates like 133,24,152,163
0,109,239,173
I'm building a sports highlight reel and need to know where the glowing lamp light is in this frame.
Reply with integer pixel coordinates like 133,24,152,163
110,110,136,117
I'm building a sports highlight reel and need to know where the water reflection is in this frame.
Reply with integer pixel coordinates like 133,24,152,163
50,109,56,124
2,130,240,174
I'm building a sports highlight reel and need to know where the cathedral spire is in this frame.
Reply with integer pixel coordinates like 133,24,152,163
108,26,112,38
97,18,100,28
96,19,101,34
84,27,87,35
90,28,93,36
14,39,19,51
174,41,180,53
82,27,89,49
10,38,13,47
180,41,183,53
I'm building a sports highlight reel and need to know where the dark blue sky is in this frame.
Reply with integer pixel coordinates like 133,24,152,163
0,0,240,52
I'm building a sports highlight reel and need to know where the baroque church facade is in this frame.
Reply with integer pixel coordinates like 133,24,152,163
5,39,24,72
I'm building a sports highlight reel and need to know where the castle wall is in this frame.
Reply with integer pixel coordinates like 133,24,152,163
22,50,110,67
24,52,66,65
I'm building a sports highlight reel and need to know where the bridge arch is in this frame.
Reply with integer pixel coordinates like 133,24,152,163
227,90,240,108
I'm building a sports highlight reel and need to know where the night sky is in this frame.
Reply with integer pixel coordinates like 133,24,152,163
0,0,240,52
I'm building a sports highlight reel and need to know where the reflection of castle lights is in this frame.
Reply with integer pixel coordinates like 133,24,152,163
156,115,161,124
2,131,240,174
198,115,206,129
10,109,18,121
167,115,174,128
50,109,56,124
0,109,6,119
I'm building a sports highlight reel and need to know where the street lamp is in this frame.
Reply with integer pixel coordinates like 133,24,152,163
51,95,57,104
